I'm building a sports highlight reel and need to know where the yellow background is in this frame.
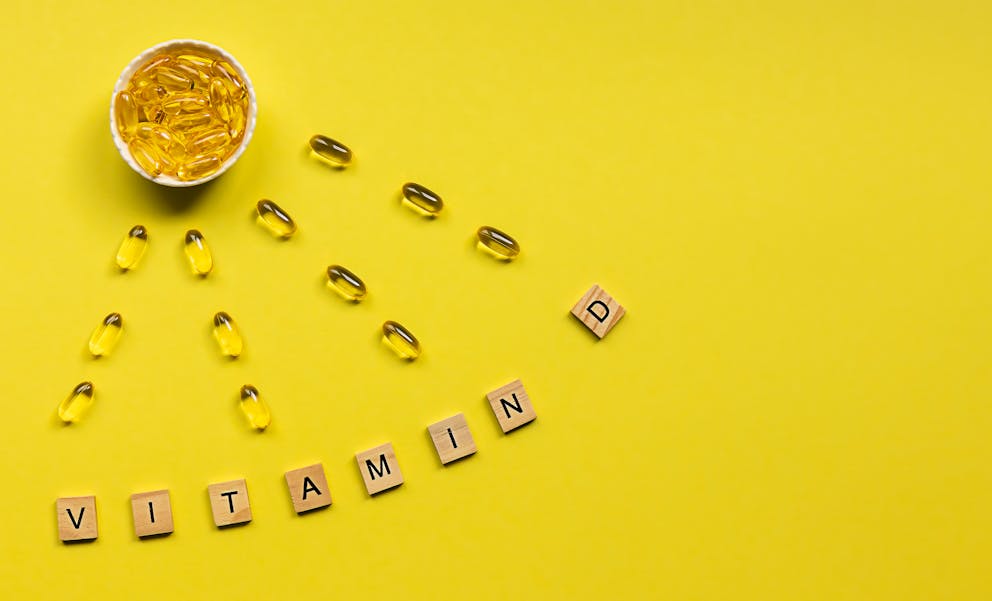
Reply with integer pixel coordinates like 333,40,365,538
1,1,989,598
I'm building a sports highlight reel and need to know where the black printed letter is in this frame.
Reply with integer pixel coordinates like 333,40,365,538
220,491,238,513
586,300,610,323
301,476,322,500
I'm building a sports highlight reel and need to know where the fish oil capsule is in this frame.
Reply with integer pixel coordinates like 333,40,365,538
184,229,213,275
115,225,148,270
134,55,172,78
178,153,222,181
161,91,208,114
135,123,186,161
168,109,213,130
133,83,167,105
255,199,297,238
58,382,94,423
114,91,138,135
401,182,443,216
382,320,421,360
476,225,520,260
127,138,161,177
155,65,194,91
213,312,243,358
239,385,270,430
173,59,212,88
186,127,231,156
211,60,246,98
326,265,367,301
88,313,123,357
308,135,352,168
227,103,246,140
208,78,232,121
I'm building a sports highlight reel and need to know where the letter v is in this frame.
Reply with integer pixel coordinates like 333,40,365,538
66,506,85,529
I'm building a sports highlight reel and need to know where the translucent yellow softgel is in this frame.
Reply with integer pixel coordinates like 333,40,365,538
115,48,250,181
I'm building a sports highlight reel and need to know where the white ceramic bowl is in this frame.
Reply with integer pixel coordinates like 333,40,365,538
109,39,257,187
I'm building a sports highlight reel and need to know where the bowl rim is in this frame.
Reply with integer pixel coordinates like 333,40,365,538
110,38,257,188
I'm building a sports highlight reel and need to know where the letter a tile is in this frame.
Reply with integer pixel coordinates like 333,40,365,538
284,463,332,514
570,284,625,339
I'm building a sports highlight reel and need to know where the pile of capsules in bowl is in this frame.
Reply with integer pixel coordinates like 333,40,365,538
113,47,250,182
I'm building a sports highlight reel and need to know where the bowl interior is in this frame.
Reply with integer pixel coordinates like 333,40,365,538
110,39,257,187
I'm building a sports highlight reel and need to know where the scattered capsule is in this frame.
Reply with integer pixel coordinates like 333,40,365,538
400,182,444,216
114,91,139,135
308,135,352,168
239,385,271,430
326,265,367,301
251,199,296,238
116,225,148,270
382,320,421,360
213,312,243,358
177,153,222,181
88,313,123,357
57,382,94,423
184,229,213,275
476,226,520,260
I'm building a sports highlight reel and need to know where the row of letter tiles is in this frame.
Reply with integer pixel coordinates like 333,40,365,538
57,380,538,541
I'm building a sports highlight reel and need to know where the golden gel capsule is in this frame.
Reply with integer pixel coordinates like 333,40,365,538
227,103,247,140
211,60,246,98
326,265,367,301
382,320,421,360
476,226,520,260
213,312,243,358
58,382,94,423
128,138,161,177
239,385,270,430
168,109,213,130
401,182,443,216
116,225,148,270
135,124,186,161
161,91,208,114
178,154,222,181
155,65,194,91
89,313,123,357
255,199,297,238
209,78,232,120
309,135,352,168
115,91,138,135
184,229,213,275
186,127,231,156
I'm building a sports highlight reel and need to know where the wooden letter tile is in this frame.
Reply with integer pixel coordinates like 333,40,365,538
208,479,252,527
486,379,537,433
428,413,477,464
570,284,626,339
56,495,97,542
130,489,174,537
356,443,404,495
284,463,332,513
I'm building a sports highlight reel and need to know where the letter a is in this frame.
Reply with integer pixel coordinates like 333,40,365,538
301,476,322,500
